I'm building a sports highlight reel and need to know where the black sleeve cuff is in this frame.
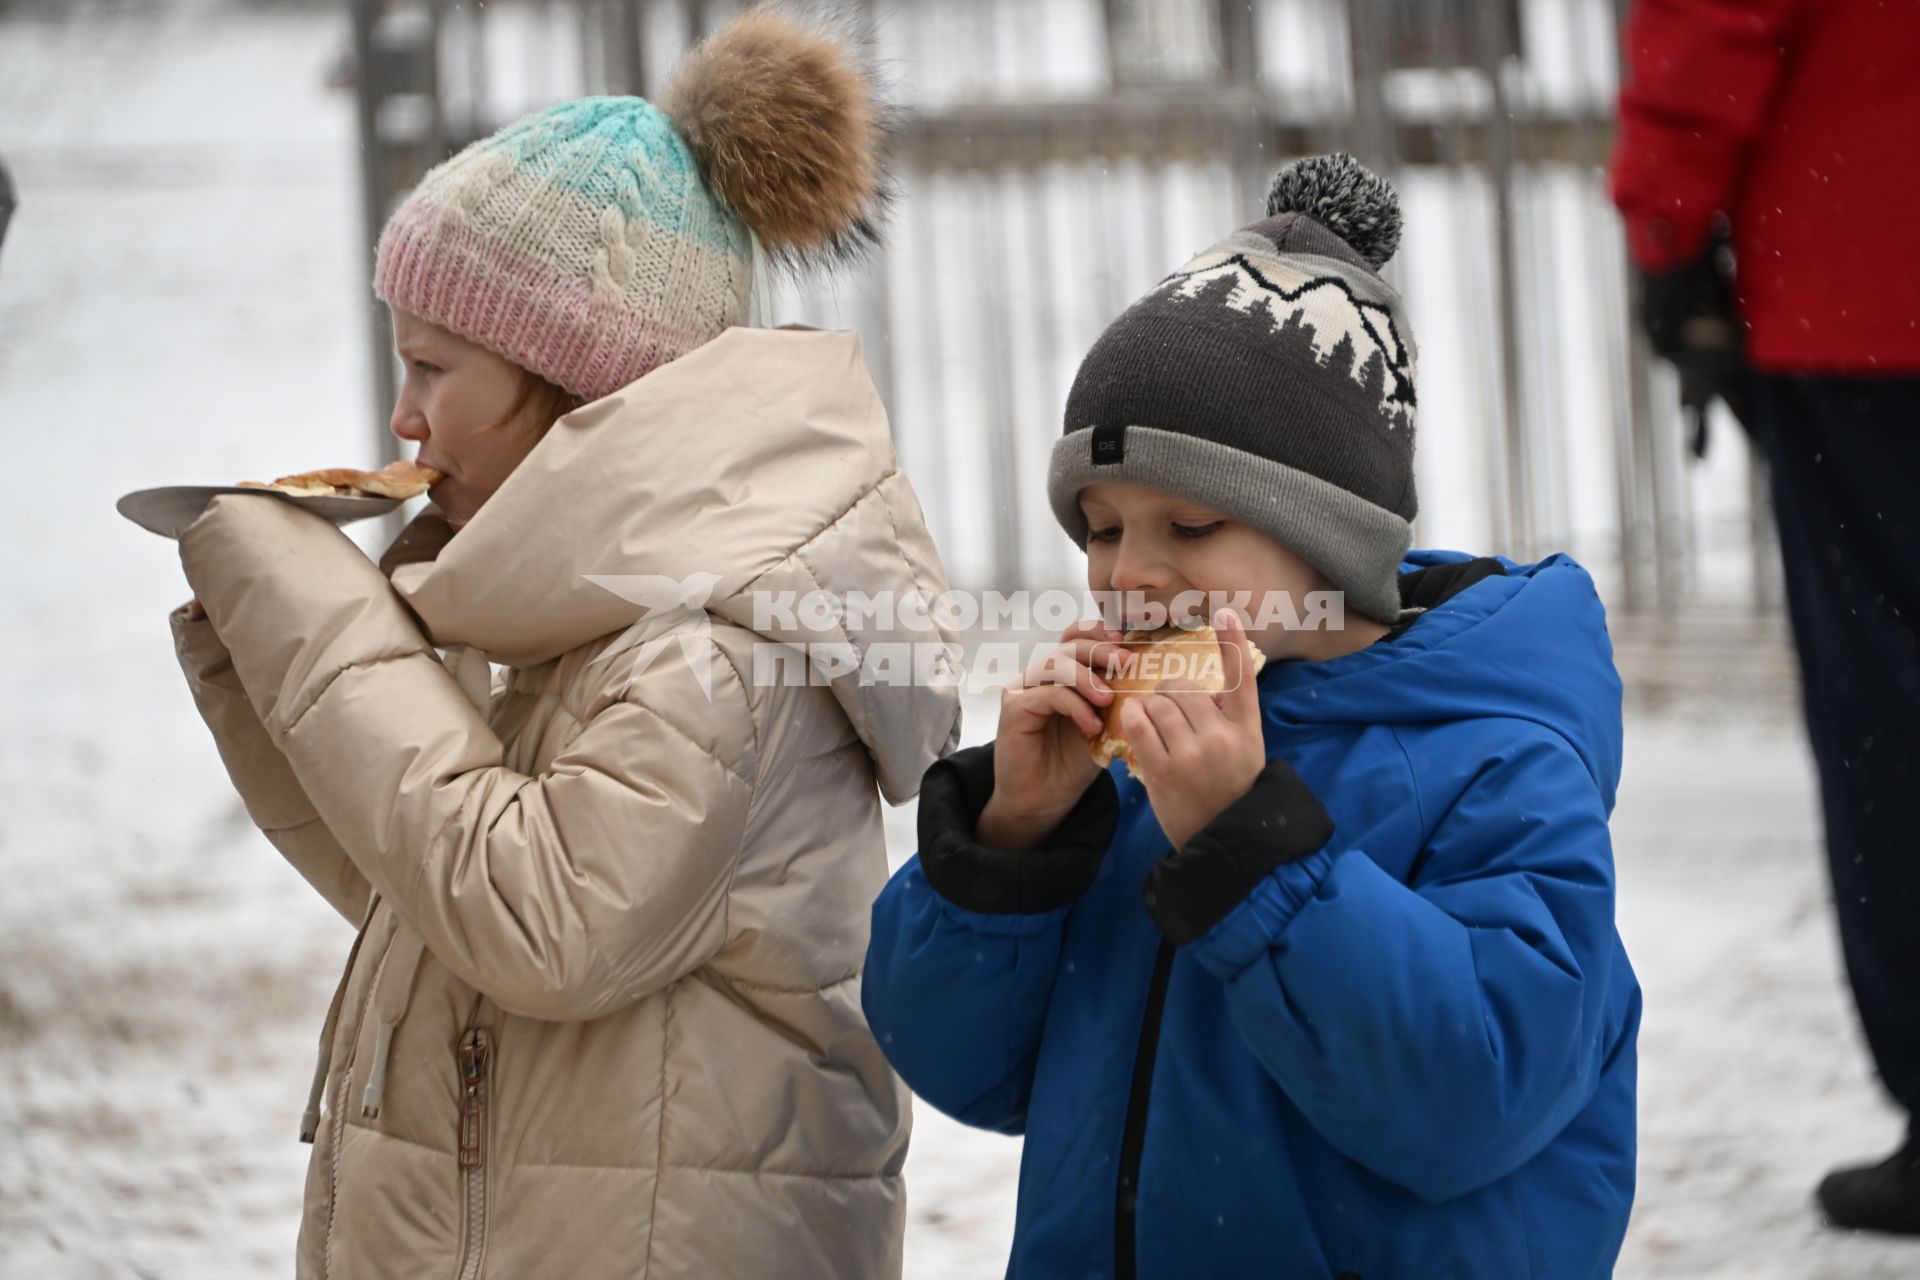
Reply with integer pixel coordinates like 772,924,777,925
1142,758,1334,946
917,742,1120,915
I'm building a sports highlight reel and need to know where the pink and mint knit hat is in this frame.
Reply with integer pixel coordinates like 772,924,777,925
374,4,892,403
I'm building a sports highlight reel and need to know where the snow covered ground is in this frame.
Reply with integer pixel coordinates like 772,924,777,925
2,3,1916,1277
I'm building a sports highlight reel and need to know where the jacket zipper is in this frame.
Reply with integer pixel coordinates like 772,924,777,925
1114,938,1175,1280
455,1026,493,1280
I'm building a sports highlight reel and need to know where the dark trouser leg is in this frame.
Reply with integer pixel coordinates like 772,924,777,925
1753,373,1920,1137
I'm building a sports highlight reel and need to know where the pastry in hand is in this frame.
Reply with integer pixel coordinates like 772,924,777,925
1087,621,1267,776
237,459,443,500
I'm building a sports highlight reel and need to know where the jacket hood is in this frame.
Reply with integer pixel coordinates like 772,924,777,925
1258,549,1624,808
386,326,962,802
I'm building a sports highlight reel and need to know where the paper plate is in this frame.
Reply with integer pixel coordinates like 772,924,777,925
116,486,401,540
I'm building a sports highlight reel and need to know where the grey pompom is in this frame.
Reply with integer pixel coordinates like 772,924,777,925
1265,153,1402,269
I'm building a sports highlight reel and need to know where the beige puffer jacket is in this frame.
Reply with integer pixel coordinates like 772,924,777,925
170,328,962,1279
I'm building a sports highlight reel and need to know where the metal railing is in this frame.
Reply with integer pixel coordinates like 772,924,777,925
346,0,1775,616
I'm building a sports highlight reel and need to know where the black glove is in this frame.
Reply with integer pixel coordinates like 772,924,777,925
1635,224,1752,459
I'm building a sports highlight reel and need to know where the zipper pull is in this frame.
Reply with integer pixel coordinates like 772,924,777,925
458,1028,491,1169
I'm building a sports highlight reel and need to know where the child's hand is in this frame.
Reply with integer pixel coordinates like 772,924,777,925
976,620,1127,851
181,597,207,622
1122,610,1267,850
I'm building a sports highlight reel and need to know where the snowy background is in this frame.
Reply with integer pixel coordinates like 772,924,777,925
1,2,1916,1277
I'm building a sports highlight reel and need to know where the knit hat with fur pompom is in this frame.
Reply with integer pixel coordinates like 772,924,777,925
373,3,891,403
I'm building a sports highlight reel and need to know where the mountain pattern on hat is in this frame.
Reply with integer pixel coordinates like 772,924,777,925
1049,153,1420,625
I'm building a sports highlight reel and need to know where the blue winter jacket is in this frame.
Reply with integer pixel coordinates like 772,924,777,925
863,551,1641,1279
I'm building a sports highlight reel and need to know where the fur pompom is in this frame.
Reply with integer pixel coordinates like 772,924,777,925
1265,152,1402,269
661,3,893,268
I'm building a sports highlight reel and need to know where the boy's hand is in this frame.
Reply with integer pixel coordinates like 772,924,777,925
1122,610,1267,850
977,620,1126,851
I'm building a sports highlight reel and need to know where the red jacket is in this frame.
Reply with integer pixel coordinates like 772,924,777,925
1610,0,1920,373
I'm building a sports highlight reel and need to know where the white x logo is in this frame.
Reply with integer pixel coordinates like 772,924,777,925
583,573,724,702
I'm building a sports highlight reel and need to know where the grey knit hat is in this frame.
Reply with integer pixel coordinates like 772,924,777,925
1048,153,1418,624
